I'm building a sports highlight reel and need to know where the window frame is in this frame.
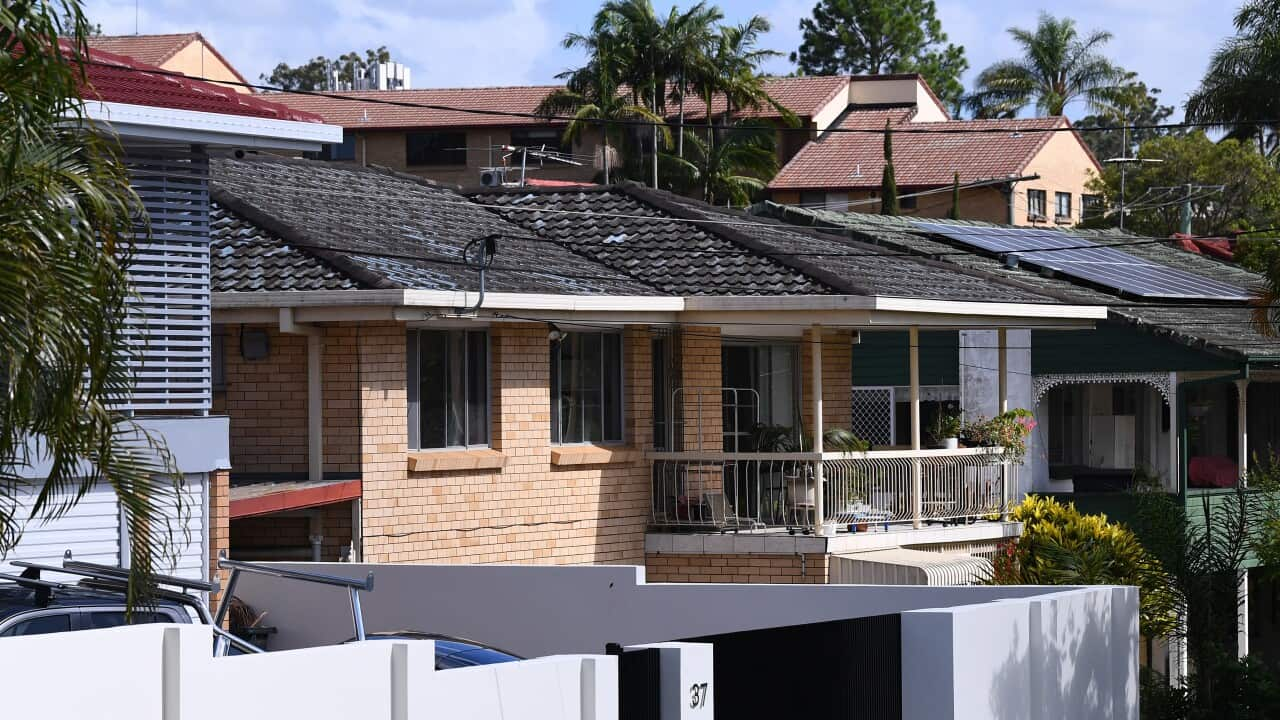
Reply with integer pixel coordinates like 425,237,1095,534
404,131,468,167
1027,189,1047,220
509,127,565,157
407,328,492,451
1081,194,1104,220
550,331,625,446
1055,191,1072,221
721,340,802,452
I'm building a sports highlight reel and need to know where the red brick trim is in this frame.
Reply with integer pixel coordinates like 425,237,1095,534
230,479,362,519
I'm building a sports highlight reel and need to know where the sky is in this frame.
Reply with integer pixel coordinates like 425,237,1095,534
82,0,1239,120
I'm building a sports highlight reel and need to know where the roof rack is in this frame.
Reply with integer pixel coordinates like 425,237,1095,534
214,553,375,645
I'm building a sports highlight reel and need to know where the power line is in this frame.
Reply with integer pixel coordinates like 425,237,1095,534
86,60,1280,138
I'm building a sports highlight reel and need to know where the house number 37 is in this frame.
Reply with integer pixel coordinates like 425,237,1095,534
689,683,709,709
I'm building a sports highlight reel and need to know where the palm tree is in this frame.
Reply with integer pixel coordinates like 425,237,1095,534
1,0,182,608
537,27,669,184
1185,0,1280,156
663,120,779,206
964,13,1128,118
662,3,722,158
593,0,665,187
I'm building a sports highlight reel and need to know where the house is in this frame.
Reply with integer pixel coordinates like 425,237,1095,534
3,47,341,586
758,201,1280,663
768,112,1104,225
205,153,1107,585
263,74,954,188
88,32,251,93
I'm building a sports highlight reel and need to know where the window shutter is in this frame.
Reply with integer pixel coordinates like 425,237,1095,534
120,148,211,412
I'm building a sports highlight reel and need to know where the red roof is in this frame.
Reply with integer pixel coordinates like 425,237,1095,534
268,85,564,129
678,75,850,121
88,32,250,87
1173,234,1236,261
770,113,1079,190
79,46,323,123
523,178,596,189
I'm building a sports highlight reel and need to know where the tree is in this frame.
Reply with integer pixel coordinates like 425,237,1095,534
2,1,183,607
1074,74,1177,161
536,27,669,184
965,12,1128,118
1186,0,1280,157
947,171,960,220
1084,132,1280,242
263,46,393,91
661,2,722,158
791,0,968,111
880,120,899,215
662,120,779,205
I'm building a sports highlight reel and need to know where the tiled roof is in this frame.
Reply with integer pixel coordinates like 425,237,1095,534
211,203,364,292
763,204,1280,359
79,47,322,122
472,187,835,296
770,115,1072,190
265,85,564,129
265,75,852,130
473,184,1054,303
210,155,656,295
88,33,199,67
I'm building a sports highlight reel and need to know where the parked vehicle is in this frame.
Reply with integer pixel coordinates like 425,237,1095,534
347,631,522,669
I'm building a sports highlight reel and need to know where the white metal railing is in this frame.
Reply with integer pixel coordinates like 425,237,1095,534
648,448,1015,533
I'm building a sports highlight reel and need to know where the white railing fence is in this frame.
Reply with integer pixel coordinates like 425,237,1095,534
650,448,1014,533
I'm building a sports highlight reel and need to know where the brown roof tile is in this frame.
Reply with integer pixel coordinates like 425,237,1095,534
88,32,249,86
769,114,1080,190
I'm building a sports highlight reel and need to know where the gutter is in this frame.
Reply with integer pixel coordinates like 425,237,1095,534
80,100,343,150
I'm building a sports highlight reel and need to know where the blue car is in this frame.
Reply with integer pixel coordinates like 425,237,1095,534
350,631,523,669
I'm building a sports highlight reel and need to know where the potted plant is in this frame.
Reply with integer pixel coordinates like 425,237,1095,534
961,409,1037,463
929,407,963,449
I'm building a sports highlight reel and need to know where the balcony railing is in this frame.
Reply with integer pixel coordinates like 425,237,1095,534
649,448,1014,533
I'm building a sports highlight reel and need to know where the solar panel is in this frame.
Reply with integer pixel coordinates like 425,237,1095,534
912,222,1252,300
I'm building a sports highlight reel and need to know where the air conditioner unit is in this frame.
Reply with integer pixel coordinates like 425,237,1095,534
479,168,507,187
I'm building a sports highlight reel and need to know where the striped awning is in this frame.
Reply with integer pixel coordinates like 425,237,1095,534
830,548,992,586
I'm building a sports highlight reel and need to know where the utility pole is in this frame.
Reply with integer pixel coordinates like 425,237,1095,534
1180,183,1194,235
1104,123,1162,230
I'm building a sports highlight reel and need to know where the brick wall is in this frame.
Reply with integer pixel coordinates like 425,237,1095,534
230,502,353,562
800,328,854,435
679,326,723,452
213,324,360,478
644,553,830,584
357,322,653,566
208,469,229,605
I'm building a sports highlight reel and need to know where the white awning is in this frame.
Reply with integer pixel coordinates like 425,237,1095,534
830,548,992,586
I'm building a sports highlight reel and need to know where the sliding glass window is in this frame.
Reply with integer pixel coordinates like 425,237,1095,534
408,329,489,449
551,332,623,444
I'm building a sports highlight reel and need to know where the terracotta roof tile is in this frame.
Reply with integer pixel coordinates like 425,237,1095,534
88,33,199,66
79,47,323,122
770,114,1076,190
266,85,565,129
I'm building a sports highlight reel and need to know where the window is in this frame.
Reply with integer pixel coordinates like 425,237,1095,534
82,610,177,630
1027,189,1047,220
0,613,71,637
1082,194,1104,220
551,332,623,444
408,329,489,449
1055,192,1072,220
509,127,564,157
900,194,918,210
405,131,467,166
721,343,799,451
652,335,674,450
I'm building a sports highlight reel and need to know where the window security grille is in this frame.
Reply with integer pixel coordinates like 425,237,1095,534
119,148,212,413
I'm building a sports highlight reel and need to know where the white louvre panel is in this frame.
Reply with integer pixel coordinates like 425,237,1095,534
121,149,212,412
168,473,208,581
4,484,121,573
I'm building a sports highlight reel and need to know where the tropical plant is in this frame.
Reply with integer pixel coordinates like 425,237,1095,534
964,12,1128,119
1,0,183,608
1074,74,1178,161
993,496,1179,638
1185,0,1280,157
748,424,870,453
790,0,968,111
880,120,899,215
927,404,961,444
662,120,779,205
537,26,669,184
659,2,723,158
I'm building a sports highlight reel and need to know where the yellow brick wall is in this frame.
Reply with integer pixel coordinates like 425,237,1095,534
679,326,723,452
213,324,360,477
208,469,229,605
351,128,601,187
359,322,653,565
800,328,854,435
644,553,830,584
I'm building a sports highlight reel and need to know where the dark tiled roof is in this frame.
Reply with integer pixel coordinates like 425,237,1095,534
472,187,835,296
210,155,657,296
764,204,1280,360
472,184,1055,303
210,203,363,292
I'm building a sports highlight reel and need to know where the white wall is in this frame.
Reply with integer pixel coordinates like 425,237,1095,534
961,330,1037,492
901,587,1139,720
231,563,1122,659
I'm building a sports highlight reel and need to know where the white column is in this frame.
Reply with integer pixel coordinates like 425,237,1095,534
811,325,825,534
998,328,1009,414
1237,378,1250,486
280,308,324,483
909,326,922,529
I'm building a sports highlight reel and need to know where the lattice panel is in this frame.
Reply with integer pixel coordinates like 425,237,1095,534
851,386,895,446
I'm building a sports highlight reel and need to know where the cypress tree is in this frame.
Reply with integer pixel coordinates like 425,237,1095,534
948,171,961,219
880,119,899,215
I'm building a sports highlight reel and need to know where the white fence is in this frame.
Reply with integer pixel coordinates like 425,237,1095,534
0,624,619,720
